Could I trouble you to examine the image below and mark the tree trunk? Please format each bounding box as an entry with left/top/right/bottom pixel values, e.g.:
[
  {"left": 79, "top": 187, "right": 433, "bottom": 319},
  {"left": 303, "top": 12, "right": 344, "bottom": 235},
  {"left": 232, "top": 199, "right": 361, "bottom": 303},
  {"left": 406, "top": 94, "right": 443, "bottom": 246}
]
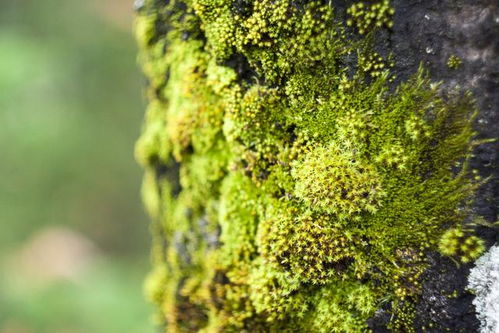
[{"left": 134, "top": 0, "right": 498, "bottom": 331}]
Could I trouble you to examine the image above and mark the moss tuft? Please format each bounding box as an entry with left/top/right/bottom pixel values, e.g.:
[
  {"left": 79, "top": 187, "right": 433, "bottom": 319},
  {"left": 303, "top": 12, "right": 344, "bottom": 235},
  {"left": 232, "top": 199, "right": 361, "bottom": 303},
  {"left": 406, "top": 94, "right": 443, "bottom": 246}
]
[
  {"left": 447, "top": 54, "right": 462, "bottom": 69},
  {"left": 291, "top": 144, "right": 384, "bottom": 217},
  {"left": 439, "top": 227, "right": 485, "bottom": 263},
  {"left": 347, "top": 0, "right": 394, "bottom": 34}
]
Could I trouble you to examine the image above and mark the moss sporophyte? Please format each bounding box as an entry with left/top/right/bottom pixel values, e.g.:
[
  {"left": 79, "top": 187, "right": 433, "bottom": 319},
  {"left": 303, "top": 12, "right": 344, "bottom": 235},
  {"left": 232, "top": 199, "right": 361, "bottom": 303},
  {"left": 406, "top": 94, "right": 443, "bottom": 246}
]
[{"left": 135, "top": 0, "right": 489, "bottom": 331}]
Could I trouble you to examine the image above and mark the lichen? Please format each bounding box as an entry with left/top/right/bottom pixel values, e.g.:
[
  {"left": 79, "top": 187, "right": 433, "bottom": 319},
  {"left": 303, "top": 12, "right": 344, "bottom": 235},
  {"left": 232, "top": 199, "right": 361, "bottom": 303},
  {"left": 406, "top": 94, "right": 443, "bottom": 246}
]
[
  {"left": 468, "top": 245, "right": 499, "bottom": 333},
  {"left": 135, "top": 0, "right": 488, "bottom": 331}
]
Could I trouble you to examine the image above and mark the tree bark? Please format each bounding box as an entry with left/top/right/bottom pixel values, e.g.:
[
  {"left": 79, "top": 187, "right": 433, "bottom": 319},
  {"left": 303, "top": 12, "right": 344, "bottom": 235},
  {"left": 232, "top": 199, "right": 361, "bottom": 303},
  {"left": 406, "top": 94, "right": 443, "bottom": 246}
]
[{"left": 135, "top": 0, "right": 498, "bottom": 331}]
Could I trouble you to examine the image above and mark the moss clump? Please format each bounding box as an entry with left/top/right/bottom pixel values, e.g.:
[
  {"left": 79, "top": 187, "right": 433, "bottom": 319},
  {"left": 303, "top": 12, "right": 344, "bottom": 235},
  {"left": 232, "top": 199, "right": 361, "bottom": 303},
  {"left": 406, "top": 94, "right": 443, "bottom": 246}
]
[
  {"left": 291, "top": 143, "right": 384, "bottom": 217},
  {"left": 306, "top": 281, "right": 377, "bottom": 332},
  {"left": 447, "top": 54, "right": 462, "bottom": 69},
  {"left": 439, "top": 228, "right": 485, "bottom": 263},
  {"left": 259, "top": 206, "right": 357, "bottom": 284},
  {"left": 135, "top": 0, "right": 488, "bottom": 331},
  {"left": 347, "top": 0, "right": 394, "bottom": 34},
  {"left": 194, "top": 0, "right": 340, "bottom": 84},
  {"left": 358, "top": 51, "right": 393, "bottom": 78}
]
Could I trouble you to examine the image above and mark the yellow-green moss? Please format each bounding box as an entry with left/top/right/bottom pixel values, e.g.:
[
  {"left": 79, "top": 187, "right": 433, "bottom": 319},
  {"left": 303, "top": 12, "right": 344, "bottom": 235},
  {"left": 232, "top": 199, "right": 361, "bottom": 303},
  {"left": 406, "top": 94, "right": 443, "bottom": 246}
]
[
  {"left": 135, "top": 0, "right": 487, "bottom": 331},
  {"left": 291, "top": 143, "right": 385, "bottom": 217},
  {"left": 447, "top": 54, "right": 462, "bottom": 69},
  {"left": 438, "top": 227, "right": 485, "bottom": 263},
  {"left": 347, "top": 0, "right": 394, "bottom": 34}
]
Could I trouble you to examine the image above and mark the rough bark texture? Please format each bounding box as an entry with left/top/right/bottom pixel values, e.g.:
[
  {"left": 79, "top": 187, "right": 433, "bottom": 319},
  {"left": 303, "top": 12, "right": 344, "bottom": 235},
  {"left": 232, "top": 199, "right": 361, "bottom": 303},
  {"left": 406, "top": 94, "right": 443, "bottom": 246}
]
[
  {"left": 135, "top": 0, "right": 498, "bottom": 331},
  {"left": 366, "top": 1, "right": 499, "bottom": 331}
]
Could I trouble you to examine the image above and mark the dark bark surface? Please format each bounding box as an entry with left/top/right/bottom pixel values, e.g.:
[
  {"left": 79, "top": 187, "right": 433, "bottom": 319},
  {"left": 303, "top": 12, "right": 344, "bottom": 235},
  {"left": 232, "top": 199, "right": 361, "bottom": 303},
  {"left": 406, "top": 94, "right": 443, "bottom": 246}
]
[{"left": 371, "top": 1, "right": 498, "bottom": 331}]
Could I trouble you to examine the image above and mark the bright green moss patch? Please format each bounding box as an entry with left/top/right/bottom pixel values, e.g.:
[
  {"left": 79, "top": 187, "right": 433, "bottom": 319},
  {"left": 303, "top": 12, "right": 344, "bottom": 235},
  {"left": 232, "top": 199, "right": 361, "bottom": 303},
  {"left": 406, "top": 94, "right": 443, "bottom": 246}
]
[
  {"left": 291, "top": 143, "right": 385, "bottom": 217},
  {"left": 439, "top": 227, "right": 485, "bottom": 263},
  {"left": 135, "top": 0, "right": 487, "bottom": 331},
  {"left": 306, "top": 281, "right": 377, "bottom": 332}
]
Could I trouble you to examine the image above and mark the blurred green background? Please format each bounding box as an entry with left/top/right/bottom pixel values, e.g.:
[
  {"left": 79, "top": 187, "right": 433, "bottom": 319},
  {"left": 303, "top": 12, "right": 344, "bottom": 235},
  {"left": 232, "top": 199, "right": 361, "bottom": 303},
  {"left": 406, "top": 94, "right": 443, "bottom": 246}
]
[{"left": 0, "top": 0, "right": 154, "bottom": 332}]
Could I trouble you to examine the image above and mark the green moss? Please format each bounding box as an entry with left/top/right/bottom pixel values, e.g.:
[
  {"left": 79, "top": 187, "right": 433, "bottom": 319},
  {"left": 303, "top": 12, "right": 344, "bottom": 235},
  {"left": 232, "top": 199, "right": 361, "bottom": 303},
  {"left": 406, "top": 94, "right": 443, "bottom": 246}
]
[
  {"left": 260, "top": 205, "right": 357, "bottom": 284},
  {"left": 358, "top": 51, "right": 393, "bottom": 78},
  {"left": 291, "top": 143, "right": 385, "bottom": 217},
  {"left": 447, "top": 54, "right": 462, "bottom": 69},
  {"left": 438, "top": 227, "right": 485, "bottom": 263},
  {"left": 347, "top": 0, "right": 394, "bottom": 34},
  {"left": 306, "top": 281, "right": 377, "bottom": 332},
  {"left": 135, "top": 0, "right": 488, "bottom": 331},
  {"left": 388, "top": 300, "right": 417, "bottom": 333}
]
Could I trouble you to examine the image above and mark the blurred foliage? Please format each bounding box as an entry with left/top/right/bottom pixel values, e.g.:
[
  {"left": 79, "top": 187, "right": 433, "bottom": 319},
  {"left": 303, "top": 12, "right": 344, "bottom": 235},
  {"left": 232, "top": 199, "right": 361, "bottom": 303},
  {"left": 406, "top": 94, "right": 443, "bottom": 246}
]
[
  {"left": 0, "top": 0, "right": 153, "bottom": 331},
  {"left": 1, "top": 260, "right": 153, "bottom": 333}
]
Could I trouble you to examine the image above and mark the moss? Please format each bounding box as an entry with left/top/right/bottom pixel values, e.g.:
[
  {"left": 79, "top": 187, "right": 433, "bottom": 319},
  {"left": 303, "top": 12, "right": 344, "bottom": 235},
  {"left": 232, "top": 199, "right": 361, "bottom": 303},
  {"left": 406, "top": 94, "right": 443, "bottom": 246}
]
[
  {"left": 291, "top": 143, "right": 385, "bottom": 217},
  {"left": 135, "top": 0, "right": 489, "bottom": 331},
  {"left": 306, "top": 281, "right": 377, "bottom": 332},
  {"left": 259, "top": 205, "right": 357, "bottom": 284},
  {"left": 438, "top": 227, "right": 485, "bottom": 263},
  {"left": 388, "top": 300, "right": 417, "bottom": 333},
  {"left": 447, "top": 54, "right": 462, "bottom": 69},
  {"left": 358, "top": 51, "right": 393, "bottom": 78},
  {"left": 347, "top": 0, "right": 394, "bottom": 35}
]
